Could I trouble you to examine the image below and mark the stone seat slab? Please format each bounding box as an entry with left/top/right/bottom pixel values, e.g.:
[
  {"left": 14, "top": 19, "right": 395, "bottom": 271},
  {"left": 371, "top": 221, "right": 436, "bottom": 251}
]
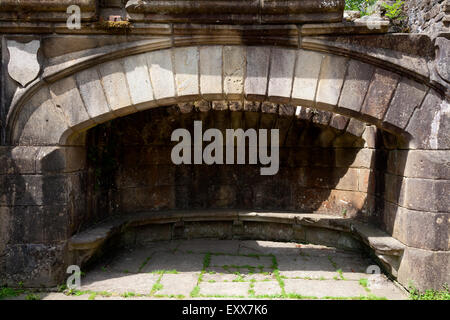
[{"left": 68, "top": 210, "right": 406, "bottom": 278}]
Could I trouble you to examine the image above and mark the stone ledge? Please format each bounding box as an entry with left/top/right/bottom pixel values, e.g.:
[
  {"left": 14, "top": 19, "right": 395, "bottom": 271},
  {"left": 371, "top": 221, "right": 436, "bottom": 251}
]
[
  {"left": 300, "top": 21, "right": 390, "bottom": 35},
  {"left": 68, "top": 210, "right": 406, "bottom": 275},
  {"left": 0, "top": 0, "right": 96, "bottom": 22},
  {"left": 0, "top": 0, "right": 96, "bottom": 11},
  {"left": 125, "top": 0, "right": 345, "bottom": 24}
]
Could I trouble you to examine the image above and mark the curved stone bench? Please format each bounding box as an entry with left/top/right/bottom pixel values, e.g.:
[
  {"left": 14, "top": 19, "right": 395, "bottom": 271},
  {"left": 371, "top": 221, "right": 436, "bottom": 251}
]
[{"left": 68, "top": 210, "right": 405, "bottom": 278}]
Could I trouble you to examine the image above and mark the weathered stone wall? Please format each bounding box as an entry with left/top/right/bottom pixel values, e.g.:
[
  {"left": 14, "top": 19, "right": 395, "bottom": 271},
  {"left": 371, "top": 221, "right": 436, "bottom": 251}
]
[
  {"left": 0, "top": 1, "right": 449, "bottom": 290},
  {"left": 405, "top": 0, "right": 449, "bottom": 36}
]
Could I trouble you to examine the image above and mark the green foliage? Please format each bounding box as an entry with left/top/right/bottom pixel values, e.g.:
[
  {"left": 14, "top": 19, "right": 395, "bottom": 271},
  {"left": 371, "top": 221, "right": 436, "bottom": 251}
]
[
  {"left": 345, "top": 0, "right": 377, "bottom": 16},
  {"left": 121, "top": 292, "right": 137, "bottom": 298},
  {"left": 409, "top": 283, "right": 450, "bottom": 300},
  {"left": 190, "top": 285, "right": 200, "bottom": 298},
  {"left": 203, "top": 253, "right": 211, "bottom": 269},
  {"left": 25, "top": 293, "right": 40, "bottom": 300},
  {"left": 0, "top": 287, "right": 23, "bottom": 300},
  {"left": 381, "top": 0, "right": 404, "bottom": 19},
  {"left": 359, "top": 278, "right": 368, "bottom": 288},
  {"left": 151, "top": 283, "right": 163, "bottom": 292}
]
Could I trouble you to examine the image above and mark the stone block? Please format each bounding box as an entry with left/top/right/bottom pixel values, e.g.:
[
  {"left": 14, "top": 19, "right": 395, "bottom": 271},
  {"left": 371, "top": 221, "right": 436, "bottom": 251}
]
[
  {"left": 316, "top": 54, "right": 348, "bottom": 110},
  {"left": 398, "top": 247, "right": 449, "bottom": 291},
  {"left": 335, "top": 168, "right": 360, "bottom": 191},
  {"left": 199, "top": 281, "right": 249, "bottom": 297},
  {"left": 199, "top": 46, "right": 223, "bottom": 99},
  {"left": 223, "top": 46, "right": 246, "bottom": 99},
  {"left": 244, "top": 46, "right": 270, "bottom": 100},
  {"left": 391, "top": 205, "right": 449, "bottom": 251},
  {"left": 119, "top": 186, "right": 175, "bottom": 212},
  {"left": 135, "top": 224, "right": 172, "bottom": 244},
  {"left": 406, "top": 90, "right": 449, "bottom": 150},
  {"left": 2, "top": 243, "right": 67, "bottom": 287},
  {"left": 346, "top": 118, "right": 366, "bottom": 137},
  {"left": 284, "top": 279, "right": 368, "bottom": 297},
  {"left": 326, "top": 189, "right": 368, "bottom": 217},
  {"left": 81, "top": 272, "right": 160, "bottom": 295},
  {"left": 329, "top": 114, "right": 349, "bottom": 131},
  {"left": 75, "top": 68, "right": 113, "bottom": 123},
  {"left": 267, "top": 48, "right": 296, "bottom": 103},
  {"left": 383, "top": 78, "right": 427, "bottom": 129},
  {"left": 35, "top": 146, "right": 86, "bottom": 173},
  {"left": 1, "top": 205, "right": 71, "bottom": 244},
  {"left": 338, "top": 59, "right": 374, "bottom": 112},
  {"left": 388, "top": 150, "right": 450, "bottom": 179},
  {"left": 123, "top": 53, "right": 155, "bottom": 107},
  {"left": 183, "top": 221, "right": 233, "bottom": 240},
  {"left": 0, "top": 146, "right": 38, "bottom": 174},
  {"left": 49, "top": 76, "right": 92, "bottom": 131},
  {"left": 0, "top": 207, "right": 11, "bottom": 254},
  {"left": 98, "top": 60, "right": 133, "bottom": 116},
  {"left": 357, "top": 168, "right": 375, "bottom": 194},
  {"left": 335, "top": 148, "right": 374, "bottom": 169},
  {"left": 384, "top": 173, "right": 403, "bottom": 204},
  {"left": 14, "top": 86, "right": 71, "bottom": 146},
  {"left": 361, "top": 125, "right": 377, "bottom": 148},
  {"left": 0, "top": 174, "right": 71, "bottom": 206},
  {"left": 253, "top": 281, "right": 282, "bottom": 296},
  {"left": 173, "top": 47, "right": 200, "bottom": 99},
  {"left": 361, "top": 68, "right": 400, "bottom": 120},
  {"left": 292, "top": 49, "right": 323, "bottom": 107},
  {"left": 242, "top": 222, "right": 293, "bottom": 242},
  {"left": 398, "top": 177, "right": 450, "bottom": 213},
  {"left": 146, "top": 49, "right": 176, "bottom": 102}
]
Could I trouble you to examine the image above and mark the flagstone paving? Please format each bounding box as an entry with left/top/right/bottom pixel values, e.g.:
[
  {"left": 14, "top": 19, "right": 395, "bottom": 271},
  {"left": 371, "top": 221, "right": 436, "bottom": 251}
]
[{"left": 4, "top": 240, "right": 409, "bottom": 300}]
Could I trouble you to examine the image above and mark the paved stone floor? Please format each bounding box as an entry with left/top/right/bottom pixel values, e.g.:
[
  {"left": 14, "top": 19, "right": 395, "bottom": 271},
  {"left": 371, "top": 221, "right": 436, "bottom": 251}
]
[{"left": 10, "top": 240, "right": 409, "bottom": 300}]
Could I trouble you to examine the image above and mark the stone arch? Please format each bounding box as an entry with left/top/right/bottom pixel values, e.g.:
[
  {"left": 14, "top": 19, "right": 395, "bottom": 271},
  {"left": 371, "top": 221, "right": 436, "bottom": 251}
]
[
  {"left": 8, "top": 45, "right": 447, "bottom": 149},
  {"left": 3, "top": 44, "right": 449, "bottom": 290}
]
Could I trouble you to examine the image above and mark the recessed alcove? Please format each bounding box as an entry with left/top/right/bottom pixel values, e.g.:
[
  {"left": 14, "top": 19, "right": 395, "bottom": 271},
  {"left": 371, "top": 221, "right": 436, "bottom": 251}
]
[{"left": 65, "top": 102, "right": 405, "bottom": 281}]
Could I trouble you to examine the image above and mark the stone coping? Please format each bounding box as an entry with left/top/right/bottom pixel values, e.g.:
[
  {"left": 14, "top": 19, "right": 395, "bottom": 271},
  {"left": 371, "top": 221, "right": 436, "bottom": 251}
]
[
  {"left": 69, "top": 210, "right": 406, "bottom": 258},
  {"left": 125, "top": 0, "right": 345, "bottom": 24},
  {"left": 0, "top": 0, "right": 96, "bottom": 11},
  {"left": 0, "top": 0, "right": 97, "bottom": 22}
]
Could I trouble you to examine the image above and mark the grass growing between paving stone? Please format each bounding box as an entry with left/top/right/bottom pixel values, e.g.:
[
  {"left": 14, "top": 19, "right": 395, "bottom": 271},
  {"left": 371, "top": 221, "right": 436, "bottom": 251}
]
[
  {"left": 232, "top": 272, "right": 245, "bottom": 282},
  {"left": 0, "top": 286, "right": 24, "bottom": 300},
  {"left": 64, "top": 288, "right": 113, "bottom": 300},
  {"left": 359, "top": 278, "right": 371, "bottom": 293},
  {"left": 154, "top": 294, "right": 186, "bottom": 299},
  {"left": 149, "top": 269, "right": 171, "bottom": 296},
  {"left": 190, "top": 252, "right": 211, "bottom": 298},
  {"left": 271, "top": 254, "right": 287, "bottom": 297},
  {"left": 71, "top": 248, "right": 391, "bottom": 301},
  {"left": 409, "top": 283, "right": 450, "bottom": 300},
  {"left": 25, "top": 293, "right": 40, "bottom": 300},
  {"left": 191, "top": 251, "right": 278, "bottom": 299},
  {"left": 138, "top": 256, "right": 152, "bottom": 272},
  {"left": 248, "top": 279, "right": 256, "bottom": 297},
  {"left": 121, "top": 292, "right": 145, "bottom": 298},
  {"left": 328, "top": 256, "right": 346, "bottom": 280}
]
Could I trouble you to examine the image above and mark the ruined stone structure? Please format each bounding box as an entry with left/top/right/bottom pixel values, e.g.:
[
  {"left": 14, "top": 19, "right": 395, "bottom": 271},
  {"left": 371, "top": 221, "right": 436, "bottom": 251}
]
[
  {"left": 405, "top": 0, "right": 449, "bottom": 36},
  {"left": 0, "top": 0, "right": 449, "bottom": 292}
]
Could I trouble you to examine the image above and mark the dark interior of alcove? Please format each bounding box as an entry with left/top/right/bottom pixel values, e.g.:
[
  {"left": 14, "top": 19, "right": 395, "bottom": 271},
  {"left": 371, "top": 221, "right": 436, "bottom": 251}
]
[{"left": 83, "top": 104, "right": 382, "bottom": 228}]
